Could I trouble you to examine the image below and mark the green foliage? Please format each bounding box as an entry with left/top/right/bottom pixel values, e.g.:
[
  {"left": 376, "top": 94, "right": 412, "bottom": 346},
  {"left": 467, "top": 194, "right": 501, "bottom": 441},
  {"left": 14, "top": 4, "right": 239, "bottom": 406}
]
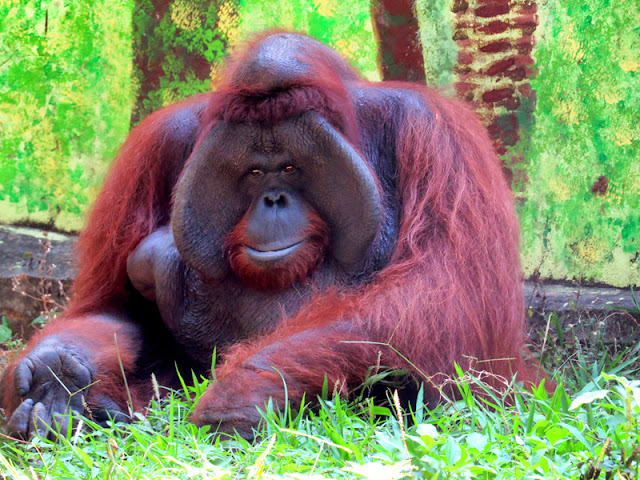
[
  {"left": 0, "top": 316, "right": 11, "bottom": 343},
  {"left": 130, "top": 0, "right": 379, "bottom": 122},
  {"left": 2, "top": 365, "right": 640, "bottom": 479},
  {"left": 414, "top": 0, "right": 457, "bottom": 87},
  {"left": 5, "top": 0, "right": 637, "bottom": 287},
  {"left": 237, "top": 0, "right": 379, "bottom": 81},
  {"left": 0, "top": 0, "right": 134, "bottom": 231},
  {"left": 518, "top": 0, "right": 640, "bottom": 286},
  {"left": 131, "top": 0, "right": 233, "bottom": 123}
]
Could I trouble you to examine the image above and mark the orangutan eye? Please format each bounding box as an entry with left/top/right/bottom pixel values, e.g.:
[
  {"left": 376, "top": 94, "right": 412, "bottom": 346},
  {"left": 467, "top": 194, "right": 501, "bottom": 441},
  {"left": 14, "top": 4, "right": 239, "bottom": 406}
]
[
  {"left": 249, "top": 169, "right": 264, "bottom": 177},
  {"left": 283, "top": 165, "right": 297, "bottom": 174}
]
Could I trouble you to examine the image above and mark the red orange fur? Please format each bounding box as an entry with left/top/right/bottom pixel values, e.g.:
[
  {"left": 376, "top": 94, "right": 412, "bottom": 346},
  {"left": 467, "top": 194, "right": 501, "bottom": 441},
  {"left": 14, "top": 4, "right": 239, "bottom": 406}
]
[
  {"left": 1, "top": 32, "right": 546, "bottom": 432},
  {"left": 226, "top": 209, "right": 330, "bottom": 291}
]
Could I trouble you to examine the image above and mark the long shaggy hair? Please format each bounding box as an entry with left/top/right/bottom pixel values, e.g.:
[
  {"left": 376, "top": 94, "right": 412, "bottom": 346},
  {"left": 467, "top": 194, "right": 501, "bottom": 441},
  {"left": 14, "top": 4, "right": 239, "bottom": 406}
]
[
  {"left": 2, "top": 31, "right": 547, "bottom": 425},
  {"left": 70, "top": 31, "right": 539, "bottom": 392}
]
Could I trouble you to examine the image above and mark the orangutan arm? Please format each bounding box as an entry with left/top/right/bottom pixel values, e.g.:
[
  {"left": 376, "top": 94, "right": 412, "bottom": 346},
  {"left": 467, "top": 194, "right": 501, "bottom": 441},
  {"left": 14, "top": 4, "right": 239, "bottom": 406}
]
[{"left": 1, "top": 315, "right": 142, "bottom": 439}]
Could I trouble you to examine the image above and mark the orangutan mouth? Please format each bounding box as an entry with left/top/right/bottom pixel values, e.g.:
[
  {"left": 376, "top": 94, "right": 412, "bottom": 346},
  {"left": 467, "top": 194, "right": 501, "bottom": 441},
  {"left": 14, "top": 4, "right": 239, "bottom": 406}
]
[{"left": 245, "top": 240, "right": 305, "bottom": 263}]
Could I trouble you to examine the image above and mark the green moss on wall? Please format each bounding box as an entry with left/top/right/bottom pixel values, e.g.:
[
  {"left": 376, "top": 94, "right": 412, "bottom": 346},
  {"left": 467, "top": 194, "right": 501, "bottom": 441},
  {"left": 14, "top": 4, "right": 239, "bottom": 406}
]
[
  {"left": 2, "top": 0, "right": 638, "bottom": 287},
  {"left": 0, "top": 0, "right": 376, "bottom": 232},
  {"left": 518, "top": 0, "right": 640, "bottom": 286},
  {"left": 414, "top": 0, "right": 457, "bottom": 87},
  {"left": 0, "top": 0, "right": 134, "bottom": 231},
  {"left": 131, "top": 0, "right": 233, "bottom": 125},
  {"left": 236, "top": 0, "right": 379, "bottom": 80}
]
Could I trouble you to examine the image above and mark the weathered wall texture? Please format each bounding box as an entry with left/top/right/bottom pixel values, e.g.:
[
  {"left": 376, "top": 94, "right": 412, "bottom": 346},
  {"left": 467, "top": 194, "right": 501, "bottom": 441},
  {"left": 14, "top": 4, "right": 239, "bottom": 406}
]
[
  {"left": 451, "top": 0, "right": 537, "bottom": 160},
  {"left": 517, "top": 0, "right": 640, "bottom": 287},
  {"left": 415, "top": 0, "right": 640, "bottom": 287},
  {"left": 1, "top": 0, "right": 639, "bottom": 286},
  {"left": 0, "top": 0, "right": 133, "bottom": 231}
]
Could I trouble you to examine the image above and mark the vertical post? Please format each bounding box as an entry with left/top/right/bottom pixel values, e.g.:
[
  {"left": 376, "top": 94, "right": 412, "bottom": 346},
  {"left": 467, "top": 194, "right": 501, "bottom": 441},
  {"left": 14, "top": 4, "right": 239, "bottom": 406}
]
[
  {"left": 452, "top": 0, "right": 538, "bottom": 179},
  {"left": 131, "top": 0, "right": 237, "bottom": 126},
  {"left": 371, "top": 0, "right": 426, "bottom": 82}
]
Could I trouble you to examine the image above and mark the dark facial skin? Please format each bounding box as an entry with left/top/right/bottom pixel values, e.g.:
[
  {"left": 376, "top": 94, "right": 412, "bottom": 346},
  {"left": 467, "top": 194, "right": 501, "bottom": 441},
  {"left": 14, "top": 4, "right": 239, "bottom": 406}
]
[
  {"left": 170, "top": 112, "right": 383, "bottom": 281},
  {"left": 127, "top": 113, "right": 384, "bottom": 367},
  {"left": 243, "top": 188, "right": 310, "bottom": 262}
]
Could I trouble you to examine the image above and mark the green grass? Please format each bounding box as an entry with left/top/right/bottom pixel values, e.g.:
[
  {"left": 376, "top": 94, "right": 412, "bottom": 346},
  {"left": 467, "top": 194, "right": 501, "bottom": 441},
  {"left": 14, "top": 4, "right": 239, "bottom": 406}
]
[
  {"left": 1, "top": 352, "right": 640, "bottom": 480},
  {"left": 2, "top": 300, "right": 639, "bottom": 479}
]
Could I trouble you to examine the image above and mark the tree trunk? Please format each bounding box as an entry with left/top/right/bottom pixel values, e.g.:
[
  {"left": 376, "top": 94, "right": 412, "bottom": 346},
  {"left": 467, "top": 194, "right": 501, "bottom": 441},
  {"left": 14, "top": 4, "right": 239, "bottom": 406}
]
[
  {"left": 370, "top": 0, "right": 425, "bottom": 82},
  {"left": 451, "top": 0, "right": 538, "bottom": 164},
  {"left": 131, "top": 0, "right": 237, "bottom": 125}
]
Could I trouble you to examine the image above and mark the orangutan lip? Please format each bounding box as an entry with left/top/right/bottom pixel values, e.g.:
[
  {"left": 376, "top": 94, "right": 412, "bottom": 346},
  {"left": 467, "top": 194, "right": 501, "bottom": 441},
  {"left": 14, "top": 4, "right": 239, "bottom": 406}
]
[{"left": 245, "top": 241, "right": 304, "bottom": 262}]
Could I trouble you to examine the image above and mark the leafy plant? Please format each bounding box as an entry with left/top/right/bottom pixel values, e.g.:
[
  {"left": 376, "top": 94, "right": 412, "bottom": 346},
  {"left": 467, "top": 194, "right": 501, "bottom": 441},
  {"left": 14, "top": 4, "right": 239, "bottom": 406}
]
[
  {"left": 0, "top": 316, "right": 11, "bottom": 343},
  {"left": 2, "top": 360, "right": 640, "bottom": 479}
]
